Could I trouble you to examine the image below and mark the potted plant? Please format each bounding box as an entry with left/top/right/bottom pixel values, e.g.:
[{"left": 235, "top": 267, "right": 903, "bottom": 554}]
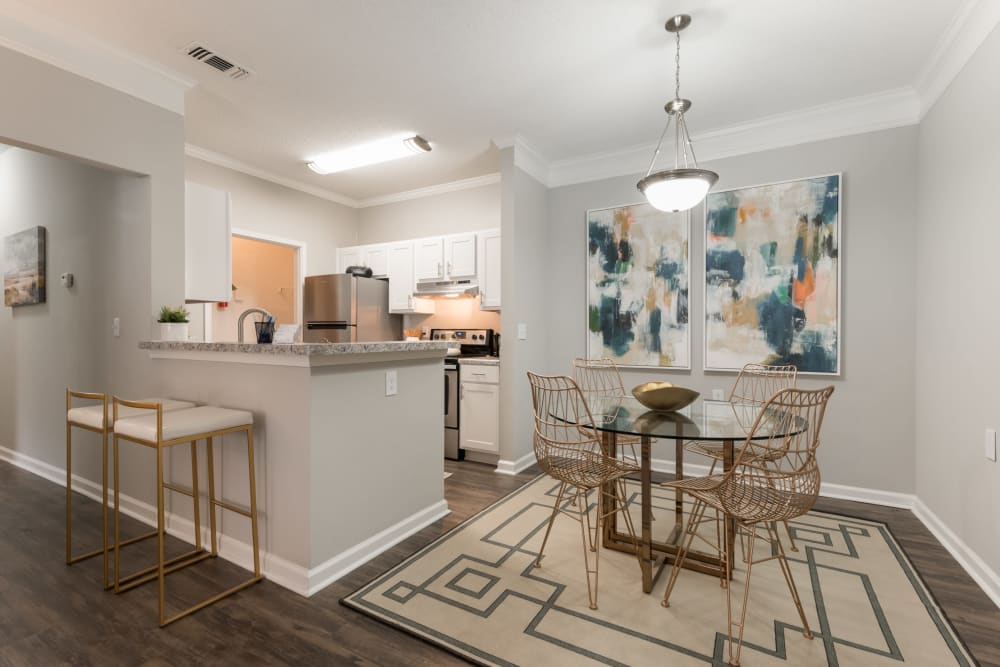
[{"left": 157, "top": 305, "right": 190, "bottom": 341}]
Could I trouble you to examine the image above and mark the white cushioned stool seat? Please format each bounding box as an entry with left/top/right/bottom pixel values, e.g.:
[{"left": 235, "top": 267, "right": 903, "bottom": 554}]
[
  {"left": 115, "top": 406, "right": 253, "bottom": 443},
  {"left": 68, "top": 398, "right": 196, "bottom": 430}
]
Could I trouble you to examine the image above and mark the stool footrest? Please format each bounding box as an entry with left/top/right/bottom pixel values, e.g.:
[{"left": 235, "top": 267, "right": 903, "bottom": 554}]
[
  {"left": 162, "top": 482, "right": 194, "bottom": 497},
  {"left": 211, "top": 498, "right": 252, "bottom": 518},
  {"left": 69, "top": 529, "right": 157, "bottom": 566},
  {"left": 160, "top": 575, "right": 263, "bottom": 628},
  {"left": 115, "top": 548, "right": 212, "bottom": 593}
]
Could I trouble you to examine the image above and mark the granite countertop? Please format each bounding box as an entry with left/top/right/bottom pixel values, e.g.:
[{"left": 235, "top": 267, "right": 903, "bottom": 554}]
[
  {"left": 139, "top": 340, "right": 451, "bottom": 356},
  {"left": 458, "top": 357, "right": 500, "bottom": 366}
]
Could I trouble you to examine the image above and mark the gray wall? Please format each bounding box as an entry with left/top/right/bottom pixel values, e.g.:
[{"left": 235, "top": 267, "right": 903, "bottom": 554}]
[
  {"left": 546, "top": 126, "right": 919, "bottom": 493},
  {"left": 185, "top": 156, "right": 359, "bottom": 277},
  {"left": 356, "top": 182, "right": 500, "bottom": 244},
  {"left": 915, "top": 26, "right": 1000, "bottom": 570},
  {"left": 0, "top": 45, "right": 185, "bottom": 505},
  {"left": 499, "top": 154, "right": 552, "bottom": 465}
]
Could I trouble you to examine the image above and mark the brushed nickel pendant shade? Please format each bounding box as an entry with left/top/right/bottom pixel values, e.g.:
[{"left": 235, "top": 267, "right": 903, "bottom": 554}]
[{"left": 637, "top": 14, "right": 718, "bottom": 213}]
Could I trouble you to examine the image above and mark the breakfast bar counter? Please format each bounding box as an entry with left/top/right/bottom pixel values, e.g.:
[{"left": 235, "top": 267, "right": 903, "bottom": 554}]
[{"left": 138, "top": 339, "right": 450, "bottom": 596}]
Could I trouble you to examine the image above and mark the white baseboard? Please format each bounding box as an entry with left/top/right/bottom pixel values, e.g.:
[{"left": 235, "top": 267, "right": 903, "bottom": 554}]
[
  {"left": 913, "top": 498, "right": 1000, "bottom": 610},
  {"left": 305, "top": 500, "right": 450, "bottom": 596},
  {"left": 496, "top": 451, "right": 537, "bottom": 475},
  {"left": 818, "top": 481, "right": 916, "bottom": 509}
]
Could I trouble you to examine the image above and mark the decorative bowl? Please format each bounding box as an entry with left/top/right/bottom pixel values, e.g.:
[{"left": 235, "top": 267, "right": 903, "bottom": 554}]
[{"left": 631, "top": 382, "right": 700, "bottom": 412}]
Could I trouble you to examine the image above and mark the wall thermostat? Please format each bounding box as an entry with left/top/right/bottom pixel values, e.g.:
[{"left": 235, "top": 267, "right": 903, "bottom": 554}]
[{"left": 60, "top": 272, "right": 74, "bottom": 288}]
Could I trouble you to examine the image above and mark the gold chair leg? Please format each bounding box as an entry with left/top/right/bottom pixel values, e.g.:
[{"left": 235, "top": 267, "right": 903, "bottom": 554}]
[
  {"left": 767, "top": 523, "right": 812, "bottom": 638},
  {"left": 661, "top": 498, "right": 707, "bottom": 608},
  {"left": 783, "top": 519, "right": 799, "bottom": 552},
  {"left": 578, "top": 487, "right": 600, "bottom": 610},
  {"left": 726, "top": 523, "right": 758, "bottom": 667},
  {"left": 535, "top": 481, "right": 567, "bottom": 568}
]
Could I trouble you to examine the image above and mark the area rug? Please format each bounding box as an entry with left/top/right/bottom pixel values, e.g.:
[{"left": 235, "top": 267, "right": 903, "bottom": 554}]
[{"left": 343, "top": 476, "right": 974, "bottom": 666}]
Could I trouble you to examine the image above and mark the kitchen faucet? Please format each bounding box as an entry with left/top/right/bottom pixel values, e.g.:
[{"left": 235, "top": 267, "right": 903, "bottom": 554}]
[{"left": 237, "top": 307, "right": 272, "bottom": 343}]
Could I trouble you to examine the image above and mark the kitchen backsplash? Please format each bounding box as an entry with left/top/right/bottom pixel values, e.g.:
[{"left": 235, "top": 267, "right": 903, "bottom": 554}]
[{"left": 403, "top": 297, "right": 500, "bottom": 335}]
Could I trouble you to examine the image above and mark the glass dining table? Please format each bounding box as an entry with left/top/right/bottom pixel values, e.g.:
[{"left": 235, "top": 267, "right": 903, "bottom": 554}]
[{"left": 577, "top": 396, "right": 799, "bottom": 594}]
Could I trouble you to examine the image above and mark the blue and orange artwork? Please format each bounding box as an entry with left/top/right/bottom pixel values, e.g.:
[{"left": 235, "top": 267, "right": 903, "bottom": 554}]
[
  {"left": 705, "top": 174, "right": 840, "bottom": 374},
  {"left": 587, "top": 203, "right": 689, "bottom": 368}
]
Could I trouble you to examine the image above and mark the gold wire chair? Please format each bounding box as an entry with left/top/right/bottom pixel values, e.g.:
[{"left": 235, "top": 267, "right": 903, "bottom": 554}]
[
  {"left": 684, "top": 363, "right": 799, "bottom": 548},
  {"left": 572, "top": 357, "right": 642, "bottom": 466},
  {"left": 661, "top": 385, "right": 834, "bottom": 667},
  {"left": 527, "top": 372, "right": 642, "bottom": 610}
]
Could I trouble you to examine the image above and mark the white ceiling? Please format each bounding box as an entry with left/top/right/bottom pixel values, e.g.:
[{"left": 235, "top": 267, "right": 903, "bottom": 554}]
[{"left": 5, "top": 0, "right": 974, "bottom": 201}]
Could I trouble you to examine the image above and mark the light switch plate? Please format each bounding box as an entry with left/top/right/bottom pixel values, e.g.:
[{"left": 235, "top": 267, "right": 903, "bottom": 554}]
[
  {"left": 385, "top": 370, "right": 398, "bottom": 396},
  {"left": 517, "top": 323, "right": 528, "bottom": 340},
  {"left": 986, "top": 429, "right": 997, "bottom": 462},
  {"left": 112, "top": 317, "right": 120, "bottom": 338},
  {"left": 711, "top": 389, "right": 725, "bottom": 401}
]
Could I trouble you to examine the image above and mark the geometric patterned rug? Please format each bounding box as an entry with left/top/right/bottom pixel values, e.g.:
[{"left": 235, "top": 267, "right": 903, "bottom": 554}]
[{"left": 343, "top": 476, "right": 974, "bottom": 666}]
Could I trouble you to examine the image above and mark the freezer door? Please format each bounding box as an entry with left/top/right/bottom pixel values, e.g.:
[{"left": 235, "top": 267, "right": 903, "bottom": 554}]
[
  {"left": 355, "top": 277, "right": 402, "bottom": 341},
  {"left": 303, "top": 274, "right": 356, "bottom": 324}
]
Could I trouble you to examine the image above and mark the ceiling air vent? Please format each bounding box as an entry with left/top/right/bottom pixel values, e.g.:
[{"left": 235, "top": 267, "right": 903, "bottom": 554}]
[{"left": 183, "top": 43, "right": 253, "bottom": 80}]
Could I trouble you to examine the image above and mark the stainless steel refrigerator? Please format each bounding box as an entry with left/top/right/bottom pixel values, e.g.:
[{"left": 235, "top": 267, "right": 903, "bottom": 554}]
[{"left": 303, "top": 274, "right": 402, "bottom": 343}]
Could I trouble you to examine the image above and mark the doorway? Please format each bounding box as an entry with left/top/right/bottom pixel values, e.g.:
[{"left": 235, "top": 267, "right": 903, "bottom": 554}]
[{"left": 208, "top": 230, "right": 306, "bottom": 342}]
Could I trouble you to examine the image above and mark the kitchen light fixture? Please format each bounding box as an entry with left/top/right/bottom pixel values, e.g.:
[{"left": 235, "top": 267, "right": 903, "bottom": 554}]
[
  {"left": 637, "top": 14, "right": 718, "bottom": 212},
  {"left": 307, "top": 134, "right": 431, "bottom": 175}
]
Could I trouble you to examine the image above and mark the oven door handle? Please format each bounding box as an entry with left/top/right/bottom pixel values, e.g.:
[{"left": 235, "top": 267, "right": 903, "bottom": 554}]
[{"left": 444, "top": 373, "right": 449, "bottom": 416}]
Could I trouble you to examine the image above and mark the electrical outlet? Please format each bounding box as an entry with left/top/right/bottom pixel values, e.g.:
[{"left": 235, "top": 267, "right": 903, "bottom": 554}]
[
  {"left": 385, "top": 370, "right": 398, "bottom": 396},
  {"left": 711, "top": 388, "right": 725, "bottom": 401},
  {"left": 517, "top": 323, "right": 528, "bottom": 340},
  {"left": 112, "top": 317, "right": 120, "bottom": 338},
  {"left": 986, "top": 429, "right": 997, "bottom": 462}
]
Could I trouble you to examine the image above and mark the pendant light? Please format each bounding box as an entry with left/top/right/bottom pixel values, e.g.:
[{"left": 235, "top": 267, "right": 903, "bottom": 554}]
[{"left": 637, "top": 14, "right": 718, "bottom": 212}]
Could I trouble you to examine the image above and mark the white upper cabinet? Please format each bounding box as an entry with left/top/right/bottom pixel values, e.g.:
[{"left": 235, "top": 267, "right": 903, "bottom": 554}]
[
  {"left": 414, "top": 237, "right": 445, "bottom": 282},
  {"left": 478, "top": 229, "right": 501, "bottom": 310},
  {"left": 387, "top": 241, "right": 434, "bottom": 314},
  {"left": 336, "top": 246, "right": 363, "bottom": 273},
  {"left": 363, "top": 244, "right": 388, "bottom": 277},
  {"left": 445, "top": 233, "right": 477, "bottom": 280},
  {"left": 184, "top": 181, "right": 232, "bottom": 303}
]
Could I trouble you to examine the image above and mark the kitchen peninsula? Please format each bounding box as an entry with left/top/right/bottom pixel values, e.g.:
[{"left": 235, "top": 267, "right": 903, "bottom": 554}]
[{"left": 138, "top": 339, "right": 450, "bottom": 596}]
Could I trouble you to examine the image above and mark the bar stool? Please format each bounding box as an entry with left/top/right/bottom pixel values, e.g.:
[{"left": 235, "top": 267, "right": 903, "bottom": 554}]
[
  {"left": 65, "top": 389, "right": 194, "bottom": 588},
  {"left": 111, "top": 398, "right": 263, "bottom": 627}
]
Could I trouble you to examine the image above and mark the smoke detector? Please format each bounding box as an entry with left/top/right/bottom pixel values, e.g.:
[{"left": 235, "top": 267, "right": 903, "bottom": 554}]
[{"left": 182, "top": 43, "right": 253, "bottom": 80}]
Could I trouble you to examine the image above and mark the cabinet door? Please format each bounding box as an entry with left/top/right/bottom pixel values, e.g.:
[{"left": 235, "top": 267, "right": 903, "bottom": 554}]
[
  {"left": 185, "top": 181, "right": 231, "bottom": 302},
  {"left": 478, "top": 230, "right": 501, "bottom": 310},
  {"left": 337, "top": 246, "right": 363, "bottom": 273},
  {"left": 414, "top": 237, "right": 445, "bottom": 282},
  {"left": 364, "top": 244, "right": 388, "bottom": 277},
  {"left": 387, "top": 242, "right": 434, "bottom": 314},
  {"left": 460, "top": 381, "right": 500, "bottom": 453},
  {"left": 446, "top": 233, "right": 477, "bottom": 279}
]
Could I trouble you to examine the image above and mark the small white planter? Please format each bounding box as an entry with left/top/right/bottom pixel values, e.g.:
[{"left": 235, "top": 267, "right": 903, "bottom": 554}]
[{"left": 158, "top": 322, "right": 189, "bottom": 341}]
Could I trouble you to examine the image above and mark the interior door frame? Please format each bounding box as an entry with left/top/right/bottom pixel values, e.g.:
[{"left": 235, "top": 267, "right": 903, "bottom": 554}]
[{"left": 203, "top": 228, "right": 308, "bottom": 342}]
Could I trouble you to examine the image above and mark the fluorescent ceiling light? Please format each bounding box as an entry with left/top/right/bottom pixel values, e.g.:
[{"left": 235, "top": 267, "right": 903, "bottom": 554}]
[{"left": 307, "top": 134, "right": 431, "bottom": 175}]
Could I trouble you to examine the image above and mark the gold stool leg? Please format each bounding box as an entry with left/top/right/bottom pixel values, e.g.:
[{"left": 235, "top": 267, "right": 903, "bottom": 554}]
[
  {"left": 246, "top": 427, "right": 261, "bottom": 577},
  {"left": 206, "top": 436, "right": 218, "bottom": 556},
  {"left": 102, "top": 427, "right": 110, "bottom": 588},
  {"left": 65, "top": 418, "right": 72, "bottom": 565},
  {"left": 157, "top": 444, "right": 167, "bottom": 626},
  {"left": 190, "top": 440, "right": 202, "bottom": 551},
  {"left": 113, "top": 434, "right": 121, "bottom": 592}
]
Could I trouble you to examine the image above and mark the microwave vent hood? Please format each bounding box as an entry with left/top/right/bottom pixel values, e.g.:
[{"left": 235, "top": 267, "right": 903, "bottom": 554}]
[{"left": 414, "top": 279, "right": 479, "bottom": 298}]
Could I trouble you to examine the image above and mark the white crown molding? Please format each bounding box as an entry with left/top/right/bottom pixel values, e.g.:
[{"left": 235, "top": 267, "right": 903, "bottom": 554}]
[
  {"left": 0, "top": 1, "right": 193, "bottom": 115},
  {"left": 914, "top": 0, "right": 1000, "bottom": 117},
  {"left": 493, "top": 134, "right": 552, "bottom": 187},
  {"left": 185, "top": 144, "right": 360, "bottom": 208},
  {"left": 547, "top": 87, "right": 921, "bottom": 188},
  {"left": 357, "top": 173, "right": 501, "bottom": 208}
]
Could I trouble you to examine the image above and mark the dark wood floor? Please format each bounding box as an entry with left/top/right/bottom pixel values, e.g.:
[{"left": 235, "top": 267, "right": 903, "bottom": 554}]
[{"left": 1, "top": 458, "right": 997, "bottom": 666}]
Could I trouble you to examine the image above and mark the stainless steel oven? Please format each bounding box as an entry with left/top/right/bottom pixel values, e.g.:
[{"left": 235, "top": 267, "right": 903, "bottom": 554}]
[{"left": 435, "top": 328, "right": 495, "bottom": 461}]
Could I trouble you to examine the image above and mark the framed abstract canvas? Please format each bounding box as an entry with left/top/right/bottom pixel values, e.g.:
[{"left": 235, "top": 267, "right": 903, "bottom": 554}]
[
  {"left": 704, "top": 174, "right": 841, "bottom": 375},
  {"left": 4, "top": 226, "right": 47, "bottom": 307},
  {"left": 586, "top": 202, "right": 690, "bottom": 369}
]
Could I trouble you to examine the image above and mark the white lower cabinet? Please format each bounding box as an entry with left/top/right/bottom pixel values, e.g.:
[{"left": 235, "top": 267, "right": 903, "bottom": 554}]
[{"left": 460, "top": 365, "right": 499, "bottom": 454}]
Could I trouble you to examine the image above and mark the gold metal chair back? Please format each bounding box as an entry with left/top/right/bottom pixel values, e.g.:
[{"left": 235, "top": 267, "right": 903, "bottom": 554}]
[
  {"left": 720, "top": 385, "right": 834, "bottom": 523},
  {"left": 572, "top": 357, "right": 628, "bottom": 402},
  {"left": 527, "top": 372, "right": 619, "bottom": 489},
  {"left": 728, "top": 363, "right": 798, "bottom": 405}
]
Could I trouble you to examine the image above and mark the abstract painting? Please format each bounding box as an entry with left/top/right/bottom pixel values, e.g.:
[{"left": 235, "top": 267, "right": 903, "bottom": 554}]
[
  {"left": 587, "top": 203, "right": 689, "bottom": 368},
  {"left": 4, "top": 226, "right": 46, "bottom": 307},
  {"left": 705, "top": 174, "right": 840, "bottom": 374}
]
